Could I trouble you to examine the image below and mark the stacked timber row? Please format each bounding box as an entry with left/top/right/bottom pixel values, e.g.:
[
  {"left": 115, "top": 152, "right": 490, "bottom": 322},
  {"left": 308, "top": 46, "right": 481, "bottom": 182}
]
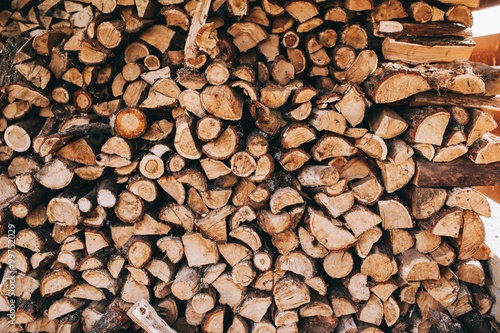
[{"left": 0, "top": 0, "right": 500, "bottom": 332}]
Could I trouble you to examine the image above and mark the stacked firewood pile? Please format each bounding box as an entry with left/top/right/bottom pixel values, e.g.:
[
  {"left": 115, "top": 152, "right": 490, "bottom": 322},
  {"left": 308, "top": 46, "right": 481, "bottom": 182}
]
[{"left": 1, "top": 0, "right": 500, "bottom": 332}]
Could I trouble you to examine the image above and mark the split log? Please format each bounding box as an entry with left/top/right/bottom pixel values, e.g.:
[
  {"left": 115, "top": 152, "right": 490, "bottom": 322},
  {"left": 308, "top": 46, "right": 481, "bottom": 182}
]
[
  {"left": 273, "top": 275, "right": 311, "bottom": 312},
  {"left": 364, "top": 63, "right": 430, "bottom": 103},
  {"left": 469, "top": 133, "right": 500, "bottom": 164},
  {"left": 446, "top": 187, "right": 490, "bottom": 217},
  {"left": 89, "top": 305, "right": 130, "bottom": 333},
  {"left": 398, "top": 248, "right": 440, "bottom": 281},
  {"left": 127, "top": 299, "right": 177, "bottom": 333},
  {"left": 376, "top": 157, "right": 415, "bottom": 193},
  {"left": 418, "top": 207, "right": 463, "bottom": 238}
]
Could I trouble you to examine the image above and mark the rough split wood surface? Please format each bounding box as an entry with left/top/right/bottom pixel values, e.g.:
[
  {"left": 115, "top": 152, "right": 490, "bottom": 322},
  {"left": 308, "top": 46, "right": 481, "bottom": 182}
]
[{"left": 0, "top": 0, "right": 499, "bottom": 332}]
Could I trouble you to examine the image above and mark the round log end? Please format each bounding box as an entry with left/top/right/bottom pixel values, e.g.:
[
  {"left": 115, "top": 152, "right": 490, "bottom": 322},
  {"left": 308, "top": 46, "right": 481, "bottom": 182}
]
[{"left": 115, "top": 107, "right": 148, "bottom": 139}]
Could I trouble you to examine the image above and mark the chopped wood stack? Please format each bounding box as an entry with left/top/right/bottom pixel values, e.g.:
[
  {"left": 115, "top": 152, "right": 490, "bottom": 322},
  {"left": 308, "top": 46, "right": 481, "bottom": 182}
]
[{"left": 0, "top": 0, "right": 500, "bottom": 332}]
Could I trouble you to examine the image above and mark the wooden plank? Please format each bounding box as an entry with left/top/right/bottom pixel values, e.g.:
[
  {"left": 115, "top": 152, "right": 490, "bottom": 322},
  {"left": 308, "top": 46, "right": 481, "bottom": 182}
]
[
  {"left": 469, "top": 34, "right": 500, "bottom": 66},
  {"left": 476, "top": 0, "right": 500, "bottom": 10},
  {"left": 438, "top": 0, "right": 480, "bottom": 8},
  {"left": 475, "top": 186, "right": 500, "bottom": 204},
  {"left": 381, "top": 37, "right": 475, "bottom": 65},
  {"left": 413, "top": 157, "right": 500, "bottom": 187}
]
